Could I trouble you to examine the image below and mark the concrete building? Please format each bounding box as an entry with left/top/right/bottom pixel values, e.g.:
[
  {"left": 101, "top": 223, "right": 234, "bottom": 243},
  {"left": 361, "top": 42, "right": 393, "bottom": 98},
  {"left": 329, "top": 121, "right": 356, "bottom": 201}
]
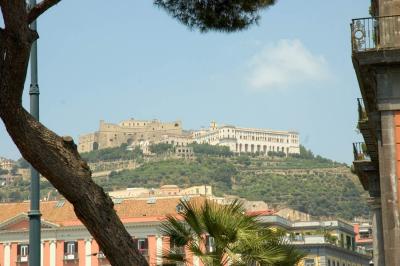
[
  {"left": 258, "top": 216, "right": 371, "bottom": 266},
  {"left": 0, "top": 158, "right": 15, "bottom": 172},
  {"left": 0, "top": 199, "right": 370, "bottom": 266},
  {"left": 351, "top": 0, "right": 400, "bottom": 265},
  {"left": 157, "top": 134, "right": 194, "bottom": 147},
  {"left": 108, "top": 185, "right": 213, "bottom": 199},
  {"left": 353, "top": 221, "right": 373, "bottom": 257},
  {"left": 275, "top": 207, "right": 313, "bottom": 222},
  {"left": 0, "top": 198, "right": 195, "bottom": 266},
  {"left": 78, "top": 119, "right": 183, "bottom": 153},
  {"left": 175, "top": 146, "right": 194, "bottom": 160},
  {"left": 193, "top": 121, "right": 300, "bottom": 155}
]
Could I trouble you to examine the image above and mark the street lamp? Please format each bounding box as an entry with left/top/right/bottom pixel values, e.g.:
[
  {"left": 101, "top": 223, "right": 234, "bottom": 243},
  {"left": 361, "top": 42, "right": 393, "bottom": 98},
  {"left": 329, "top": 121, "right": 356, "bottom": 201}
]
[{"left": 28, "top": 0, "right": 42, "bottom": 265}]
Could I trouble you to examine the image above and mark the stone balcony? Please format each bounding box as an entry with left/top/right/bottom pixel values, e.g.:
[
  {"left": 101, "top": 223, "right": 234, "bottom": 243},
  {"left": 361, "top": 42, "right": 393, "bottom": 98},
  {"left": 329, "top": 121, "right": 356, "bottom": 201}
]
[
  {"left": 352, "top": 142, "right": 380, "bottom": 198},
  {"left": 351, "top": 15, "right": 400, "bottom": 118},
  {"left": 352, "top": 15, "right": 400, "bottom": 52}
]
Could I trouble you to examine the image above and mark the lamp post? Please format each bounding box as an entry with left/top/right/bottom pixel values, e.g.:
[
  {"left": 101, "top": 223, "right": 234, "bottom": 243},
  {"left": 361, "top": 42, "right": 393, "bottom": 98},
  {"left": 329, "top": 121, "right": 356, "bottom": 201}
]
[{"left": 28, "top": 0, "right": 42, "bottom": 265}]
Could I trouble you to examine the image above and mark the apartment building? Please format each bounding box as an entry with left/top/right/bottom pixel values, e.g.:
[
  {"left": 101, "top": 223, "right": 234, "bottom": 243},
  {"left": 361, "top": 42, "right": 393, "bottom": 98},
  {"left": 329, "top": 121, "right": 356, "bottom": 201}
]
[
  {"left": 193, "top": 121, "right": 300, "bottom": 155},
  {"left": 0, "top": 198, "right": 188, "bottom": 266},
  {"left": 0, "top": 158, "right": 15, "bottom": 172},
  {"left": 260, "top": 216, "right": 371, "bottom": 266}
]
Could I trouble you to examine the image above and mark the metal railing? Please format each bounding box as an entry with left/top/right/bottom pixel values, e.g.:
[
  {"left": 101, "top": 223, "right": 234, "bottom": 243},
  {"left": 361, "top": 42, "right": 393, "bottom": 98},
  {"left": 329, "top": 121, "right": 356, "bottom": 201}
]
[
  {"left": 357, "top": 98, "right": 367, "bottom": 121},
  {"left": 16, "top": 255, "right": 29, "bottom": 263},
  {"left": 353, "top": 142, "right": 370, "bottom": 161},
  {"left": 351, "top": 15, "right": 400, "bottom": 52},
  {"left": 63, "top": 253, "right": 78, "bottom": 261}
]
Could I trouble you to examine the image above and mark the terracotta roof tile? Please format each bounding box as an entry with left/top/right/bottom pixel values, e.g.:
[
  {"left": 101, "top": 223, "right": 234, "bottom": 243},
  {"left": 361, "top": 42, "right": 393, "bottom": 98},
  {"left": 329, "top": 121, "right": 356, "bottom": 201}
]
[{"left": 0, "top": 196, "right": 205, "bottom": 227}]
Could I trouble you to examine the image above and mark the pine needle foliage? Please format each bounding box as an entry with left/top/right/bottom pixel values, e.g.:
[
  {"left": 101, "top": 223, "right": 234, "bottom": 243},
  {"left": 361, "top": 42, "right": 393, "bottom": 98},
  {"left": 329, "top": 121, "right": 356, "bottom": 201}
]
[
  {"left": 161, "top": 199, "right": 304, "bottom": 265},
  {"left": 153, "top": 0, "right": 277, "bottom": 32}
]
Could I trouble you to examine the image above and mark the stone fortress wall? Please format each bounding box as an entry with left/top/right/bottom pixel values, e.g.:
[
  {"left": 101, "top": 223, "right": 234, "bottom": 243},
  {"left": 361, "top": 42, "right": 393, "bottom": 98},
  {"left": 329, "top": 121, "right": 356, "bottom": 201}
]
[{"left": 78, "top": 119, "right": 182, "bottom": 153}]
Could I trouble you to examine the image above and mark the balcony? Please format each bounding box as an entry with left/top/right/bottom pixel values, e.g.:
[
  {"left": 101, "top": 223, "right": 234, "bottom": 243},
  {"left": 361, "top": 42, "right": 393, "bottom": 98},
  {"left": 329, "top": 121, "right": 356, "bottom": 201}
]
[
  {"left": 357, "top": 98, "right": 367, "bottom": 122},
  {"left": 353, "top": 142, "right": 369, "bottom": 161},
  {"left": 352, "top": 142, "right": 378, "bottom": 191},
  {"left": 351, "top": 15, "right": 400, "bottom": 52},
  {"left": 355, "top": 98, "right": 379, "bottom": 164},
  {"left": 16, "top": 255, "right": 28, "bottom": 263},
  {"left": 63, "top": 253, "right": 78, "bottom": 261},
  {"left": 352, "top": 16, "right": 400, "bottom": 121}
]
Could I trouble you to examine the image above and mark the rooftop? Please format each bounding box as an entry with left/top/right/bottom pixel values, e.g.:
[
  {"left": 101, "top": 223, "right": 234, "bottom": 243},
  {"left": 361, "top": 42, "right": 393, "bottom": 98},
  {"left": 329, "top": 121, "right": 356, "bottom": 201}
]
[{"left": 0, "top": 197, "right": 199, "bottom": 228}]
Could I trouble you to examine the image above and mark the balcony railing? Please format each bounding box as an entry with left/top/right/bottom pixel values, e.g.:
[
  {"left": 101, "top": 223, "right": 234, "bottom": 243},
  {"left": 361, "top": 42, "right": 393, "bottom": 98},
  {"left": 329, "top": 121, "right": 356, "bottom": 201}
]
[
  {"left": 16, "top": 255, "right": 29, "bottom": 263},
  {"left": 357, "top": 98, "right": 367, "bottom": 121},
  {"left": 353, "top": 142, "right": 370, "bottom": 161},
  {"left": 63, "top": 253, "right": 78, "bottom": 261},
  {"left": 351, "top": 15, "right": 400, "bottom": 52}
]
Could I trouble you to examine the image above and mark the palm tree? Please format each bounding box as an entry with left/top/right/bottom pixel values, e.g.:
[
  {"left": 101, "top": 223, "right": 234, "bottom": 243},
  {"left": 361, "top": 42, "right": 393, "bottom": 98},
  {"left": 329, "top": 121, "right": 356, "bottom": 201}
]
[{"left": 161, "top": 199, "right": 304, "bottom": 266}]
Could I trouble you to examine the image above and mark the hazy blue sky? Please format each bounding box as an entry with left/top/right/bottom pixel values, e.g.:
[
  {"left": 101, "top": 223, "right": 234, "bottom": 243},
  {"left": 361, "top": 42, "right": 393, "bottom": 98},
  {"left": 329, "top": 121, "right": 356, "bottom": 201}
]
[{"left": 1, "top": 1, "right": 370, "bottom": 163}]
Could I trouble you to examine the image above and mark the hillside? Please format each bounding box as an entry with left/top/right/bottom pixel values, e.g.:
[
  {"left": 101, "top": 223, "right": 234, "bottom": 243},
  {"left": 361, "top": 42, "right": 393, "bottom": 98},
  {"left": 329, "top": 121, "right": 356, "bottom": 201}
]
[
  {"left": 94, "top": 155, "right": 368, "bottom": 220},
  {"left": 0, "top": 145, "right": 369, "bottom": 220}
]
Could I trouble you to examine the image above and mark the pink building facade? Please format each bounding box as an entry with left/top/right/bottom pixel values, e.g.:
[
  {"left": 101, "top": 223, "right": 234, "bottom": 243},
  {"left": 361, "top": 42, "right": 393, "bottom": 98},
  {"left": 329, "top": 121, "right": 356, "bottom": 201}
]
[{"left": 0, "top": 198, "right": 202, "bottom": 266}]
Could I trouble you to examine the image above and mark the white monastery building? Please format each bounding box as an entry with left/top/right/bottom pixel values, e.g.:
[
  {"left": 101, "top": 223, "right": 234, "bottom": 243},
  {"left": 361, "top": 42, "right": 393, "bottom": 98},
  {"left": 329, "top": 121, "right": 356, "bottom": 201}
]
[{"left": 193, "top": 122, "right": 300, "bottom": 155}]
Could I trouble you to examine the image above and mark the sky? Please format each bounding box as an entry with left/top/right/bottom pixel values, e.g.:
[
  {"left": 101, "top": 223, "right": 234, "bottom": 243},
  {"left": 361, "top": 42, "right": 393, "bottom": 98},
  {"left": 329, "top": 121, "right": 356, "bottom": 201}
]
[{"left": 0, "top": 0, "right": 370, "bottom": 163}]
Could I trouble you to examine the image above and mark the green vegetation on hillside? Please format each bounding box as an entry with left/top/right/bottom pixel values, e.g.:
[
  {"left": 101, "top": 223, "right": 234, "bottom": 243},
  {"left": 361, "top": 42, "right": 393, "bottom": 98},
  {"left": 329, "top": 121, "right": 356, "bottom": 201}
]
[
  {"left": 95, "top": 155, "right": 368, "bottom": 220},
  {"left": 0, "top": 145, "right": 367, "bottom": 220},
  {"left": 81, "top": 144, "right": 143, "bottom": 162},
  {"left": 188, "top": 143, "right": 233, "bottom": 157},
  {"left": 149, "top": 143, "right": 174, "bottom": 155}
]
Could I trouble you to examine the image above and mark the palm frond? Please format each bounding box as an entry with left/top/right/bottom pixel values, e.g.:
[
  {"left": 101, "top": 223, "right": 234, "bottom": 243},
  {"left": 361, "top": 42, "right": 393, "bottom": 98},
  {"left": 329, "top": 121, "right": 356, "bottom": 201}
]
[{"left": 161, "top": 199, "right": 303, "bottom": 266}]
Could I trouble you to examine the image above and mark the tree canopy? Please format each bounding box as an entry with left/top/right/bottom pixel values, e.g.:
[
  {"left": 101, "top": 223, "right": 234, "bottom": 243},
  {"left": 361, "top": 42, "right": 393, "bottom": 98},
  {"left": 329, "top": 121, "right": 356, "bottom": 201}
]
[{"left": 154, "top": 0, "right": 276, "bottom": 32}]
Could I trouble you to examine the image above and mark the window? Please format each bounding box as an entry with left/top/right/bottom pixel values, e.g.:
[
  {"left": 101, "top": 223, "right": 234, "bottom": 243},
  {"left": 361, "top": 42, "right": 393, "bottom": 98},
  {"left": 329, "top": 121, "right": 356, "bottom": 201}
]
[
  {"left": 304, "top": 259, "right": 315, "bottom": 266},
  {"left": 18, "top": 244, "right": 29, "bottom": 257},
  {"left": 65, "top": 241, "right": 77, "bottom": 255},
  {"left": 137, "top": 238, "right": 148, "bottom": 251},
  {"left": 346, "top": 235, "right": 352, "bottom": 249},
  {"left": 205, "top": 235, "right": 215, "bottom": 252},
  {"left": 328, "top": 260, "right": 331, "bottom": 266}
]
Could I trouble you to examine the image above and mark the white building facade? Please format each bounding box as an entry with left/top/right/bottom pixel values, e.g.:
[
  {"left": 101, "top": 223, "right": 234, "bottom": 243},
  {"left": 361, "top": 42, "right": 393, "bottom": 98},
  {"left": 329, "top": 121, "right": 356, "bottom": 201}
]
[{"left": 193, "top": 122, "right": 300, "bottom": 155}]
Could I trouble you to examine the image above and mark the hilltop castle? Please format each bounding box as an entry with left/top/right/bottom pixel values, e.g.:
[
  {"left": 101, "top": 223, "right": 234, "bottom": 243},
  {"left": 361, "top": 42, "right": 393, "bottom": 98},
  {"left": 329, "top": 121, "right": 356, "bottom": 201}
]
[
  {"left": 78, "top": 119, "right": 183, "bottom": 153},
  {"left": 78, "top": 119, "right": 300, "bottom": 156}
]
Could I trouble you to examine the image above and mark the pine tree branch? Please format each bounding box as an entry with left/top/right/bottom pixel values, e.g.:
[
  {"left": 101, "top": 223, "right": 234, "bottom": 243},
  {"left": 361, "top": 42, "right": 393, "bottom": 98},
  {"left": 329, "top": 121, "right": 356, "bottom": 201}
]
[{"left": 28, "top": 0, "right": 61, "bottom": 24}]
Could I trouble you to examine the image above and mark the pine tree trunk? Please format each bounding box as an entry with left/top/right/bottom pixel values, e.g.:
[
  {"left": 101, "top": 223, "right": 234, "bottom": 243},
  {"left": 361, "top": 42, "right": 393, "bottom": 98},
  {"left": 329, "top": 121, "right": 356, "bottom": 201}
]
[{"left": 0, "top": 1, "right": 147, "bottom": 265}]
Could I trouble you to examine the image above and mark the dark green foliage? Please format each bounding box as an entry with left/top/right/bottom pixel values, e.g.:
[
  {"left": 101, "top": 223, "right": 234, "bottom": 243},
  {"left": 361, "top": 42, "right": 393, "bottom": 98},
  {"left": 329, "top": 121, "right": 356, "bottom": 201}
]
[
  {"left": 268, "top": 151, "right": 286, "bottom": 157},
  {"left": 80, "top": 144, "right": 143, "bottom": 162},
  {"left": 154, "top": 0, "right": 276, "bottom": 32},
  {"left": 236, "top": 155, "right": 251, "bottom": 166},
  {"left": 99, "top": 156, "right": 369, "bottom": 220},
  {"left": 189, "top": 143, "right": 233, "bottom": 157},
  {"left": 149, "top": 143, "right": 174, "bottom": 155},
  {"left": 299, "top": 145, "right": 315, "bottom": 159},
  {"left": 290, "top": 146, "right": 341, "bottom": 165},
  {"left": 98, "top": 157, "right": 237, "bottom": 195},
  {"left": 0, "top": 169, "right": 8, "bottom": 175},
  {"left": 161, "top": 199, "right": 304, "bottom": 265}
]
